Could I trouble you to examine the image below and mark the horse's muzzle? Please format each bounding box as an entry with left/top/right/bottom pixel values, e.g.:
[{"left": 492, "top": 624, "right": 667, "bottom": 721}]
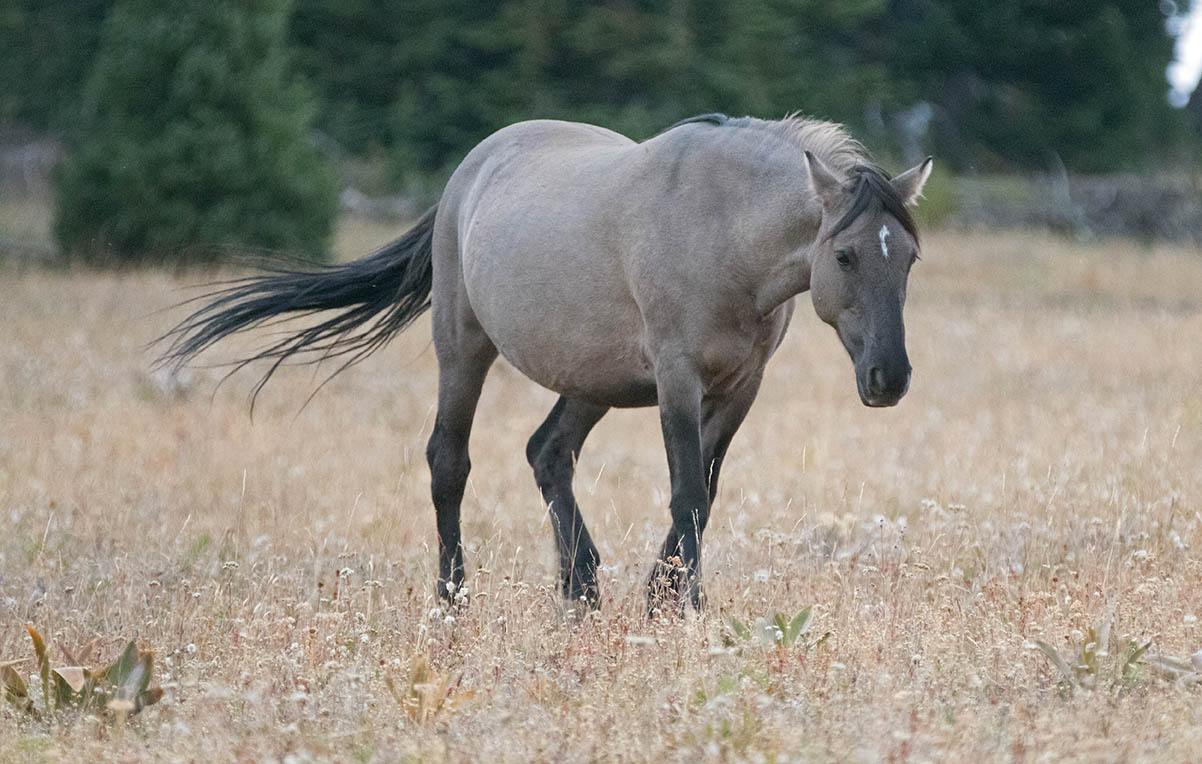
[{"left": 858, "top": 361, "right": 911, "bottom": 407}]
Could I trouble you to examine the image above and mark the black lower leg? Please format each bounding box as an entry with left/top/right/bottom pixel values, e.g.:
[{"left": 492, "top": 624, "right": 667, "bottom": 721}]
[
  {"left": 647, "top": 370, "right": 709, "bottom": 613},
  {"left": 546, "top": 485, "right": 601, "bottom": 604},
  {"left": 428, "top": 421, "right": 471, "bottom": 601},
  {"left": 528, "top": 397, "right": 607, "bottom": 606},
  {"left": 650, "top": 379, "right": 762, "bottom": 611},
  {"left": 649, "top": 500, "right": 709, "bottom": 611},
  {"left": 426, "top": 335, "right": 495, "bottom": 604}
]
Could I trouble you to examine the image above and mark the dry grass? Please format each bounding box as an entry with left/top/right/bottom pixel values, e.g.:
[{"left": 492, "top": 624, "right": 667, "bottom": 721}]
[{"left": 2, "top": 222, "right": 1202, "bottom": 761}]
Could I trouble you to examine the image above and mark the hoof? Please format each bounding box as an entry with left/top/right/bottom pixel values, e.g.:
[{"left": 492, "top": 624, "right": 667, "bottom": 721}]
[
  {"left": 646, "top": 556, "right": 702, "bottom": 615},
  {"left": 562, "top": 560, "right": 602, "bottom": 611},
  {"left": 437, "top": 578, "right": 470, "bottom": 608},
  {"left": 563, "top": 582, "right": 602, "bottom": 613}
]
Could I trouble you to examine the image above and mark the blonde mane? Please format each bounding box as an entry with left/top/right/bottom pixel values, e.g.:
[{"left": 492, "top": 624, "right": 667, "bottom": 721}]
[
  {"left": 770, "top": 113, "right": 871, "bottom": 174},
  {"left": 658, "top": 112, "right": 872, "bottom": 176},
  {"left": 671, "top": 113, "right": 918, "bottom": 241}
]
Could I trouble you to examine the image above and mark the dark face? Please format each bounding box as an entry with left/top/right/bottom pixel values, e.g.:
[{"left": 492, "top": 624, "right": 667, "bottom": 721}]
[{"left": 810, "top": 213, "right": 918, "bottom": 407}]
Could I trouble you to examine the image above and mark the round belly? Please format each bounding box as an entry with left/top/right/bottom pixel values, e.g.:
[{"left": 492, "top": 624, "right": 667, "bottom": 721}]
[
  {"left": 463, "top": 258, "right": 656, "bottom": 407},
  {"left": 482, "top": 296, "right": 655, "bottom": 406},
  {"left": 502, "top": 331, "right": 656, "bottom": 407}
]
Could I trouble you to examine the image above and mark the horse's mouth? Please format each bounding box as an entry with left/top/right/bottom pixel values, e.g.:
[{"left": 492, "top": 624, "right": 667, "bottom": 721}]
[
  {"left": 860, "top": 394, "right": 903, "bottom": 408},
  {"left": 855, "top": 374, "right": 908, "bottom": 407},
  {"left": 854, "top": 358, "right": 910, "bottom": 408}
]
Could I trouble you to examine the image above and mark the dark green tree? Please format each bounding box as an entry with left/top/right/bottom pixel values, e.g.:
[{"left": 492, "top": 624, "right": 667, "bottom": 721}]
[
  {"left": 290, "top": 0, "right": 411, "bottom": 155},
  {"left": 374, "top": 0, "right": 914, "bottom": 183},
  {"left": 541, "top": 0, "right": 707, "bottom": 137},
  {"left": 884, "top": 0, "right": 1185, "bottom": 171},
  {"left": 282, "top": 0, "right": 1192, "bottom": 180},
  {"left": 54, "top": 0, "right": 337, "bottom": 263},
  {"left": 711, "top": 0, "right": 888, "bottom": 124},
  {"left": 0, "top": 0, "right": 114, "bottom": 131},
  {"left": 384, "top": 0, "right": 777, "bottom": 181},
  {"left": 389, "top": 0, "right": 536, "bottom": 180}
]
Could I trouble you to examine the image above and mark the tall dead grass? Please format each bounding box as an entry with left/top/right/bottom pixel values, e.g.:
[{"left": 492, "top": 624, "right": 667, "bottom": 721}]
[{"left": 2, "top": 224, "right": 1202, "bottom": 760}]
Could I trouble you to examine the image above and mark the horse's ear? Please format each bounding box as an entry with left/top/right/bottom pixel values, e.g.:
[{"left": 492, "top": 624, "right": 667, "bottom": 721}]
[
  {"left": 892, "top": 157, "right": 933, "bottom": 206},
  {"left": 803, "top": 151, "right": 842, "bottom": 211}
]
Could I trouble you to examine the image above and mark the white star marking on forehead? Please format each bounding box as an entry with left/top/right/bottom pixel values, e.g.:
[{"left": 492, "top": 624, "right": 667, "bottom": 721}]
[{"left": 878, "top": 224, "right": 891, "bottom": 259}]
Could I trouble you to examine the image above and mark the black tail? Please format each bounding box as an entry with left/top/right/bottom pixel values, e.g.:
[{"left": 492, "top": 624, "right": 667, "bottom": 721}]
[{"left": 158, "top": 205, "right": 437, "bottom": 401}]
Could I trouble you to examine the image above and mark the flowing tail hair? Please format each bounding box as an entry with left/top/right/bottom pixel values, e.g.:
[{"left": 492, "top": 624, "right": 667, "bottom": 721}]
[{"left": 157, "top": 206, "right": 437, "bottom": 404}]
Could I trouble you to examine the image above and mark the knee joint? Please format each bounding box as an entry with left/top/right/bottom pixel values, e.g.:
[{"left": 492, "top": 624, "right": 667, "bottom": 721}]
[
  {"left": 524, "top": 431, "right": 544, "bottom": 469},
  {"left": 670, "top": 493, "right": 709, "bottom": 528},
  {"left": 427, "top": 428, "right": 470, "bottom": 486},
  {"left": 531, "top": 446, "right": 573, "bottom": 490}
]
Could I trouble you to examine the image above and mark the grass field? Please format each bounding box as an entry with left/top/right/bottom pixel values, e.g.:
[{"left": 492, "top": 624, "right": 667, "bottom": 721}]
[{"left": 2, "top": 220, "right": 1202, "bottom": 761}]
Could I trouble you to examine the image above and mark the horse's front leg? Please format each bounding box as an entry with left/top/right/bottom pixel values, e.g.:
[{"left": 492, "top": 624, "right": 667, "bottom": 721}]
[
  {"left": 647, "top": 358, "right": 709, "bottom": 613},
  {"left": 701, "top": 374, "right": 764, "bottom": 508}
]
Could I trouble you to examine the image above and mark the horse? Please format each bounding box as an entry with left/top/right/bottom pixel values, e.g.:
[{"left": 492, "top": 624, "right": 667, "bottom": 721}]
[{"left": 160, "top": 113, "right": 933, "bottom": 612}]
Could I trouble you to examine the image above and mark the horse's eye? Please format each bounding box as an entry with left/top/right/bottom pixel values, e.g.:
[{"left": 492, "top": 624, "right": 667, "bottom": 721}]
[{"left": 835, "top": 249, "right": 853, "bottom": 271}]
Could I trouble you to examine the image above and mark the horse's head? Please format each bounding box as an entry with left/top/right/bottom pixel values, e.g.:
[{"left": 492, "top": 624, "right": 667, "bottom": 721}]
[{"left": 804, "top": 152, "right": 932, "bottom": 407}]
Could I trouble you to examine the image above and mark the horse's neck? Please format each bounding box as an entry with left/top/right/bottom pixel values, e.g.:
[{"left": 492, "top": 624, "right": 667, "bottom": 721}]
[
  {"left": 691, "top": 132, "right": 829, "bottom": 317},
  {"left": 750, "top": 198, "right": 822, "bottom": 317},
  {"left": 650, "top": 125, "right": 828, "bottom": 317}
]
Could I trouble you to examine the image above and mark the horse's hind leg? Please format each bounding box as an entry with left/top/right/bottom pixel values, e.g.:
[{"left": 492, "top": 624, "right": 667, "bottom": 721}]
[
  {"left": 426, "top": 294, "right": 497, "bottom": 603},
  {"left": 526, "top": 396, "right": 608, "bottom": 607}
]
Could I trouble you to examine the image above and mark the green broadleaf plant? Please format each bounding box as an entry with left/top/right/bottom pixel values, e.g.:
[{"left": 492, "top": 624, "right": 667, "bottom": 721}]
[
  {"left": 725, "top": 607, "right": 830, "bottom": 650},
  {"left": 2, "top": 625, "right": 163, "bottom": 721}
]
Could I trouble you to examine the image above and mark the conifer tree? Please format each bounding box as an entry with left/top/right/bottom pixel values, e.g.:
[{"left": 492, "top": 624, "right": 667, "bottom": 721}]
[{"left": 55, "top": 0, "right": 337, "bottom": 262}]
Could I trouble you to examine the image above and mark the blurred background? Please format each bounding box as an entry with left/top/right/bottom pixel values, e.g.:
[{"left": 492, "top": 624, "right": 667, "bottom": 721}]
[{"left": 1, "top": 0, "right": 1201, "bottom": 264}]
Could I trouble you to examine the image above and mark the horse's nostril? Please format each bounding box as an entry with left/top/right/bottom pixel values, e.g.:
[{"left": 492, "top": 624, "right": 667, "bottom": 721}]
[{"left": 868, "top": 366, "right": 887, "bottom": 396}]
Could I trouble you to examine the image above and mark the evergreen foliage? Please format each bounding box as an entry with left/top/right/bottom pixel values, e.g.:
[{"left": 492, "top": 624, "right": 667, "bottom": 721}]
[
  {"left": 0, "top": 0, "right": 1194, "bottom": 263},
  {"left": 886, "top": 0, "right": 1184, "bottom": 170},
  {"left": 285, "top": 0, "right": 1192, "bottom": 180},
  {"left": 53, "top": 0, "right": 337, "bottom": 263},
  {"left": 0, "top": 0, "right": 114, "bottom": 131}
]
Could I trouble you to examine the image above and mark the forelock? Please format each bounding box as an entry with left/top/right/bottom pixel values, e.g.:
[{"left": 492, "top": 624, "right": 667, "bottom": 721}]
[{"left": 826, "top": 165, "right": 920, "bottom": 244}]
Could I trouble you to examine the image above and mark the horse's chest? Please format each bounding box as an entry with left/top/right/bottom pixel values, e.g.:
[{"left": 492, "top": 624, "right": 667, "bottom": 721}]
[{"left": 696, "top": 306, "right": 793, "bottom": 396}]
